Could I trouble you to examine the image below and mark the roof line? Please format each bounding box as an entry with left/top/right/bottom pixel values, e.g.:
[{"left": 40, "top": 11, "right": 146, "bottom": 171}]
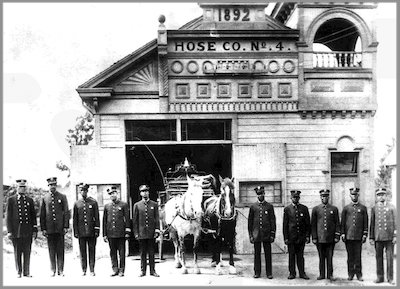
[{"left": 78, "top": 39, "right": 158, "bottom": 89}]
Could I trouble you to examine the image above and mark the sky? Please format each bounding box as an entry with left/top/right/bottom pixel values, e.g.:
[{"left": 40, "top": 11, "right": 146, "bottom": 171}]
[{"left": 3, "top": 2, "right": 397, "bottom": 188}]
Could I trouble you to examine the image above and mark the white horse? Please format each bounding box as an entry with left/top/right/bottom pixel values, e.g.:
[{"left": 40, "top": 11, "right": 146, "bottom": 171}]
[{"left": 164, "top": 175, "right": 205, "bottom": 274}]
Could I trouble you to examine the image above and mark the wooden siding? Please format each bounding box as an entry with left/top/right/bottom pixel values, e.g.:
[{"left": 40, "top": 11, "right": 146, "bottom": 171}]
[
  {"left": 100, "top": 115, "right": 123, "bottom": 148},
  {"left": 237, "top": 114, "right": 373, "bottom": 209}
]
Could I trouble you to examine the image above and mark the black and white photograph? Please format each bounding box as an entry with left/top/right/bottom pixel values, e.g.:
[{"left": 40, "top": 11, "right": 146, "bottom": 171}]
[{"left": 3, "top": 2, "right": 397, "bottom": 286}]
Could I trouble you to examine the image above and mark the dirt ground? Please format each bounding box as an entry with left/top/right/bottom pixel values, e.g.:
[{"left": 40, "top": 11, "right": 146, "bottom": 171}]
[{"left": 2, "top": 239, "right": 397, "bottom": 286}]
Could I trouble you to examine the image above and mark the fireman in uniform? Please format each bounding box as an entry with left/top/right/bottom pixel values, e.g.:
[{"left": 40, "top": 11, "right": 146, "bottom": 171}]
[
  {"left": 40, "top": 177, "right": 70, "bottom": 277},
  {"left": 340, "top": 187, "right": 368, "bottom": 281},
  {"left": 283, "top": 190, "right": 311, "bottom": 280},
  {"left": 248, "top": 186, "right": 276, "bottom": 279},
  {"left": 73, "top": 183, "right": 100, "bottom": 276},
  {"left": 369, "top": 188, "right": 396, "bottom": 284},
  {"left": 6, "top": 179, "right": 38, "bottom": 278},
  {"left": 133, "top": 184, "right": 160, "bottom": 277},
  {"left": 103, "top": 186, "right": 131, "bottom": 277},
  {"left": 311, "top": 189, "right": 340, "bottom": 281}
]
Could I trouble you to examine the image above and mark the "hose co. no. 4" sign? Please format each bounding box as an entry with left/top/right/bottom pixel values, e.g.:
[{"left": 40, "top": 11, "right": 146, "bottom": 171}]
[{"left": 169, "top": 40, "right": 296, "bottom": 53}]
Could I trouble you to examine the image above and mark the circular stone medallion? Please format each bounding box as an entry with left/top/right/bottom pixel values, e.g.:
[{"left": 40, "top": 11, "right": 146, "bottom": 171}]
[
  {"left": 268, "top": 60, "right": 280, "bottom": 73},
  {"left": 171, "top": 61, "right": 184, "bottom": 74},
  {"left": 187, "top": 61, "right": 199, "bottom": 73},
  {"left": 283, "top": 60, "right": 295, "bottom": 73}
]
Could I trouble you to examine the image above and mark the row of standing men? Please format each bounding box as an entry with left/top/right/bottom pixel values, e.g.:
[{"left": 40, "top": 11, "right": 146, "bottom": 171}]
[
  {"left": 6, "top": 178, "right": 396, "bottom": 284},
  {"left": 248, "top": 186, "right": 396, "bottom": 284},
  {"left": 6, "top": 178, "right": 160, "bottom": 278}
]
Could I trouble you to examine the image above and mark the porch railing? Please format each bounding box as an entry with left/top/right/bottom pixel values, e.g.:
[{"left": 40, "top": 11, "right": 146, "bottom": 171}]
[{"left": 313, "top": 51, "right": 362, "bottom": 68}]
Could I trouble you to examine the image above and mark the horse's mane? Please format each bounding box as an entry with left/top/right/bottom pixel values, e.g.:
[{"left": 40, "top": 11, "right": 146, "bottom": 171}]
[{"left": 220, "top": 177, "right": 234, "bottom": 191}]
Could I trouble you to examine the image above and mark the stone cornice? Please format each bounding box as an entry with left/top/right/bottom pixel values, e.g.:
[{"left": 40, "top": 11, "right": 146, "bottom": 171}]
[
  {"left": 300, "top": 110, "right": 376, "bottom": 119},
  {"left": 169, "top": 100, "right": 298, "bottom": 113}
]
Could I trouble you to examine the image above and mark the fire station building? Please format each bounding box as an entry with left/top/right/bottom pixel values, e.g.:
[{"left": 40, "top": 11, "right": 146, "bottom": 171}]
[{"left": 71, "top": 2, "right": 378, "bottom": 254}]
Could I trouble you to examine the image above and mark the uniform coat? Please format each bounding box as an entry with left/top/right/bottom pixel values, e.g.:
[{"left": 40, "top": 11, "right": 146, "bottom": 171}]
[
  {"left": 133, "top": 199, "right": 160, "bottom": 275},
  {"left": 103, "top": 200, "right": 130, "bottom": 238},
  {"left": 40, "top": 191, "right": 69, "bottom": 234},
  {"left": 6, "top": 194, "right": 38, "bottom": 276},
  {"left": 311, "top": 204, "right": 340, "bottom": 243},
  {"left": 341, "top": 202, "right": 368, "bottom": 278},
  {"left": 369, "top": 202, "right": 396, "bottom": 242},
  {"left": 341, "top": 202, "right": 368, "bottom": 241},
  {"left": 7, "top": 195, "right": 38, "bottom": 238},
  {"left": 103, "top": 200, "right": 130, "bottom": 274},
  {"left": 369, "top": 202, "right": 396, "bottom": 282},
  {"left": 283, "top": 203, "right": 311, "bottom": 244},
  {"left": 73, "top": 197, "right": 100, "bottom": 273},
  {"left": 73, "top": 197, "right": 100, "bottom": 238},
  {"left": 133, "top": 199, "right": 160, "bottom": 239},
  {"left": 248, "top": 201, "right": 276, "bottom": 242}
]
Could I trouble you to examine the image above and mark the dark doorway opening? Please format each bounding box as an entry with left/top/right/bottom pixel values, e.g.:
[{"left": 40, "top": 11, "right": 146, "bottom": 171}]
[{"left": 126, "top": 144, "right": 232, "bottom": 255}]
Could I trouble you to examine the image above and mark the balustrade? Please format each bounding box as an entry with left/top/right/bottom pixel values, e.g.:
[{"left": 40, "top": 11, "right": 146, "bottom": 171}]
[{"left": 313, "top": 51, "right": 362, "bottom": 68}]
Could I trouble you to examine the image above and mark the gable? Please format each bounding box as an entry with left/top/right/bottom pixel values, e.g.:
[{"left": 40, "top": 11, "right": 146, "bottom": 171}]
[{"left": 113, "top": 61, "right": 158, "bottom": 93}]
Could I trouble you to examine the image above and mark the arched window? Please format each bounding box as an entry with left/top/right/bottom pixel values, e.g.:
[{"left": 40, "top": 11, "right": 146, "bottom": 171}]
[{"left": 312, "top": 18, "right": 363, "bottom": 68}]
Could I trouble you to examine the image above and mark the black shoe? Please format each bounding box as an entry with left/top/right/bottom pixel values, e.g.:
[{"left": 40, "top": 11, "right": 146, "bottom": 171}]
[
  {"left": 150, "top": 272, "right": 160, "bottom": 277},
  {"left": 82, "top": 271, "right": 86, "bottom": 276},
  {"left": 288, "top": 275, "right": 295, "bottom": 279},
  {"left": 356, "top": 275, "right": 363, "bottom": 281},
  {"left": 118, "top": 272, "right": 124, "bottom": 277},
  {"left": 139, "top": 272, "right": 146, "bottom": 277},
  {"left": 50, "top": 272, "right": 56, "bottom": 277},
  {"left": 374, "top": 278, "right": 384, "bottom": 283},
  {"left": 300, "top": 274, "right": 310, "bottom": 280},
  {"left": 17, "top": 273, "right": 22, "bottom": 278},
  {"left": 317, "top": 276, "right": 325, "bottom": 280},
  {"left": 90, "top": 272, "right": 95, "bottom": 276},
  {"left": 329, "top": 276, "right": 336, "bottom": 281},
  {"left": 58, "top": 272, "right": 65, "bottom": 277},
  {"left": 23, "top": 274, "right": 32, "bottom": 278},
  {"left": 110, "top": 272, "right": 119, "bottom": 277},
  {"left": 253, "top": 274, "right": 260, "bottom": 278},
  {"left": 347, "top": 274, "right": 354, "bottom": 281},
  {"left": 267, "top": 275, "right": 273, "bottom": 279},
  {"left": 388, "top": 279, "right": 395, "bottom": 285}
]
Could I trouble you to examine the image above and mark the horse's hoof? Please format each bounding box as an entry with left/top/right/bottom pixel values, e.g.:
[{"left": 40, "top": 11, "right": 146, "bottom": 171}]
[
  {"left": 211, "top": 261, "right": 217, "bottom": 268},
  {"left": 181, "top": 268, "right": 188, "bottom": 274},
  {"left": 229, "top": 266, "right": 237, "bottom": 275},
  {"left": 175, "top": 263, "right": 182, "bottom": 269}
]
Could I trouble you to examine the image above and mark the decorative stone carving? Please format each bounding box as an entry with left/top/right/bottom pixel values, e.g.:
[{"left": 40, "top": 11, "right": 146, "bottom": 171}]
[
  {"left": 171, "top": 61, "right": 184, "bottom": 74},
  {"left": 122, "top": 63, "right": 155, "bottom": 86},
  {"left": 187, "top": 61, "right": 199, "bottom": 73},
  {"left": 268, "top": 60, "right": 280, "bottom": 73},
  {"left": 283, "top": 60, "right": 295, "bottom": 73},
  {"left": 169, "top": 100, "right": 298, "bottom": 113}
]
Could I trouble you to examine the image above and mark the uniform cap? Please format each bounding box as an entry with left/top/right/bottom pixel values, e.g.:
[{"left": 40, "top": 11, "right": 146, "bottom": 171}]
[
  {"left": 47, "top": 177, "right": 57, "bottom": 185},
  {"left": 16, "top": 179, "right": 27, "bottom": 187},
  {"left": 79, "top": 183, "right": 89, "bottom": 191},
  {"left": 107, "top": 185, "right": 118, "bottom": 194},
  {"left": 349, "top": 187, "right": 360, "bottom": 195},
  {"left": 319, "top": 189, "right": 330, "bottom": 196},
  {"left": 375, "top": 188, "right": 387, "bottom": 195},
  {"left": 139, "top": 184, "right": 150, "bottom": 192},
  {"left": 254, "top": 186, "right": 265, "bottom": 195},
  {"left": 290, "top": 190, "right": 301, "bottom": 197}
]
